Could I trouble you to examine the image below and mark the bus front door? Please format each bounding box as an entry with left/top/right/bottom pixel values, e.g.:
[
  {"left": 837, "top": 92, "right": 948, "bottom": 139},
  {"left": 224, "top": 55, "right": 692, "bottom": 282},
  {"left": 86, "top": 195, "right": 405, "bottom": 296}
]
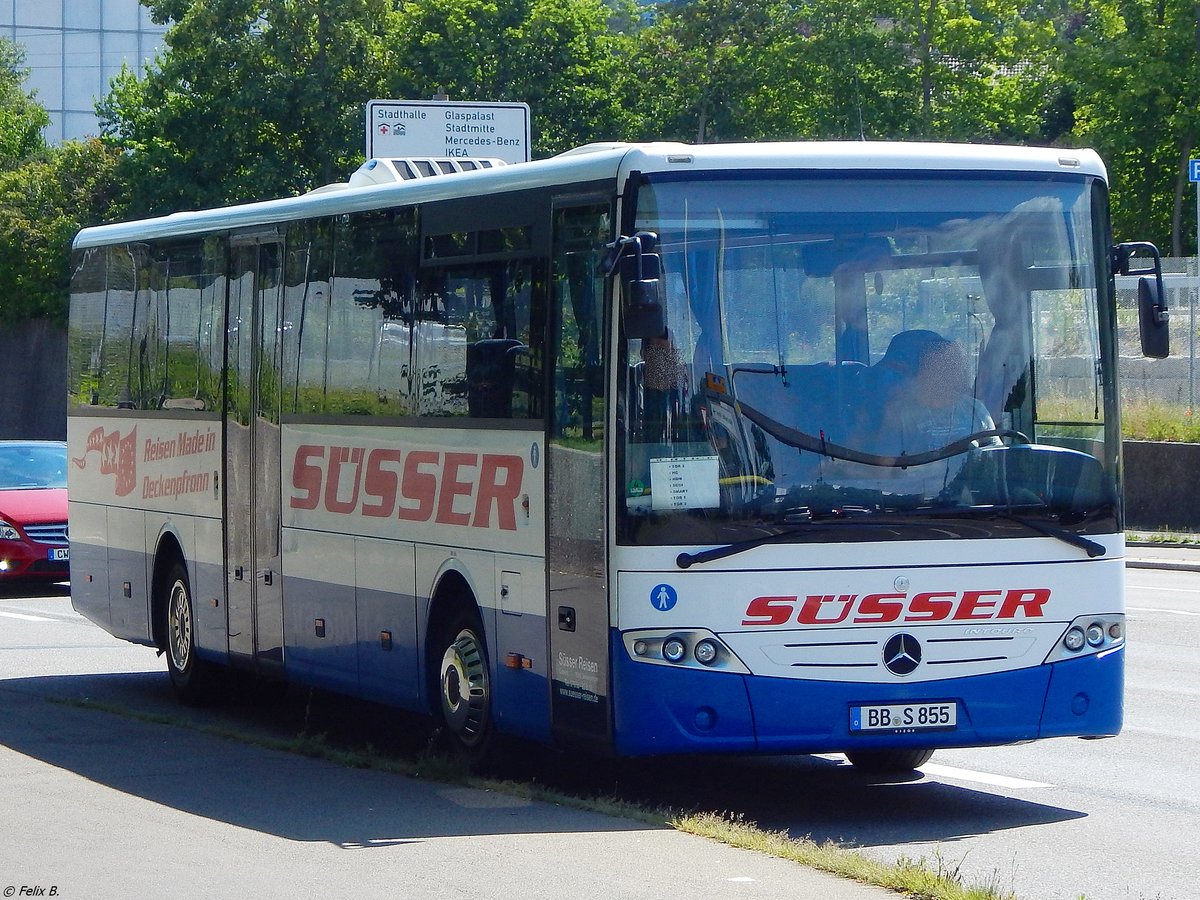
[{"left": 547, "top": 202, "right": 613, "bottom": 749}]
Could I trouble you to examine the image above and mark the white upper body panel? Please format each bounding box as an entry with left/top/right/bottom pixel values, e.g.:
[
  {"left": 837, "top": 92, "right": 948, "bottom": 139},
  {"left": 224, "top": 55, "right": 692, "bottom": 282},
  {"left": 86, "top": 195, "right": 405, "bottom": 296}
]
[{"left": 73, "top": 141, "right": 1107, "bottom": 249}]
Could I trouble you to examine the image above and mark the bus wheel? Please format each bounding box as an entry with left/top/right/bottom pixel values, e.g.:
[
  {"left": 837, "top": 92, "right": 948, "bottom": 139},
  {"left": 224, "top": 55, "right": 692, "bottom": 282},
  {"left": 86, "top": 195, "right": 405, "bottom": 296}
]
[
  {"left": 845, "top": 748, "right": 934, "bottom": 773},
  {"left": 436, "top": 614, "right": 493, "bottom": 758},
  {"left": 163, "top": 560, "right": 216, "bottom": 704}
]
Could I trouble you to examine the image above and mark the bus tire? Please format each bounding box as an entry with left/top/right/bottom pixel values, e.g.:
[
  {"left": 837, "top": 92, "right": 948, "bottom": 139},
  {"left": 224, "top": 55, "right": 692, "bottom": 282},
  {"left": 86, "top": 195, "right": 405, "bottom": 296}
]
[
  {"left": 845, "top": 748, "right": 934, "bottom": 773},
  {"left": 433, "top": 610, "right": 494, "bottom": 761},
  {"left": 162, "top": 559, "right": 217, "bottom": 705}
]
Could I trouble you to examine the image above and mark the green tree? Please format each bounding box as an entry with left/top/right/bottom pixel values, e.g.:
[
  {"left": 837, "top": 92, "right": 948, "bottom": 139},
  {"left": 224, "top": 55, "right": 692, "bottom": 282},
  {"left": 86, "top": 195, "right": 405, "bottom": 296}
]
[
  {"left": 1066, "top": 0, "right": 1200, "bottom": 253},
  {"left": 893, "top": 0, "right": 1059, "bottom": 141},
  {"left": 388, "top": 0, "right": 634, "bottom": 156},
  {"left": 0, "top": 37, "right": 48, "bottom": 171},
  {"left": 623, "top": 0, "right": 783, "bottom": 142},
  {"left": 99, "top": 0, "right": 395, "bottom": 214},
  {"left": 626, "top": 0, "right": 1061, "bottom": 144},
  {"left": 0, "top": 140, "right": 127, "bottom": 324},
  {"left": 742, "top": 0, "right": 921, "bottom": 141}
]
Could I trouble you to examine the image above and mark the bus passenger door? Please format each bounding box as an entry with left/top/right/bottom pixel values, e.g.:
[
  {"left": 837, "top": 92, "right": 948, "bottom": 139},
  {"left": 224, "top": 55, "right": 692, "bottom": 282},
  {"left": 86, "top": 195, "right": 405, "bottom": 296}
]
[
  {"left": 225, "top": 238, "right": 285, "bottom": 672},
  {"left": 547, "top": 202, "right": 612, "bottom": 749}
]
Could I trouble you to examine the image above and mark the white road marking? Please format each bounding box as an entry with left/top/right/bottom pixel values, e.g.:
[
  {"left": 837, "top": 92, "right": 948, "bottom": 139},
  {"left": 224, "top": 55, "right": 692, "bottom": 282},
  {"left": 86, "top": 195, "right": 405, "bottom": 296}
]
[
  {"left": 920, "top": 763, "right": 1051, "bottom": 789},
  {"left": 819, "top": 754, "right": 1051, "bottom": 789},
  {"left": 1125, "top": 584, "right": 1200, "bottom": 594},
  {"left": 1127, "top": 606, "right": 1200, "bottom": 617},
  {"left": 0, "top": 611, "right": 54, "bottom": 622}
]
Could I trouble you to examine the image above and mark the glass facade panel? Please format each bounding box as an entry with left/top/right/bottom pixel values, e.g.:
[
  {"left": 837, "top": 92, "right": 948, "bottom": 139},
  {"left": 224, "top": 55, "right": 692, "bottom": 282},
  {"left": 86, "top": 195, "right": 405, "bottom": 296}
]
[
  {"left": 14, "top": 1, "right": 61, "bottom": 27},
  {"left": 101, "top": 0, "right": 138, "bottom": 31},
  {"left": 65, "top": 2, "right": 102, "bottom": 29},
  {"left": 2, "top": 0, "right": 166, "bottom": 142},
  {"left": 63, "top": 31, "right": 103, "bottom": 99}
]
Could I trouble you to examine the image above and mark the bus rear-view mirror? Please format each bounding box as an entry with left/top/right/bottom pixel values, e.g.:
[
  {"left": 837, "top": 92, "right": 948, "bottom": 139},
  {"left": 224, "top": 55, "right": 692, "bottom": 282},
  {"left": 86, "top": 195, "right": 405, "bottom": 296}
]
[
  {"left": 614, "top": 232, "right": 666, "bottom": 339},
  {"left": 1137, "top": 276, "right": 1169, "bottom": 359}
]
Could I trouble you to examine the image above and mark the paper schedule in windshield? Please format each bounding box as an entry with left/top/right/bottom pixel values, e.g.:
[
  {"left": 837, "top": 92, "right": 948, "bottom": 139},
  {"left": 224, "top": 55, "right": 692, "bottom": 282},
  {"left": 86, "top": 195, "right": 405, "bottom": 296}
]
[{"left": 650, "top": 455, "right": 720, "bottom": 510}]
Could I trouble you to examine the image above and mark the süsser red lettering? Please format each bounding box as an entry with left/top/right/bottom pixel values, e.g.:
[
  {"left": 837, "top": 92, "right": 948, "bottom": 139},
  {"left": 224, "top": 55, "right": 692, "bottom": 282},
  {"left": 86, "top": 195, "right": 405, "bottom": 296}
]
[
  {"left": 288, "top": 444, "right": 524, "bottom": 530},
  {"left": 742, "top": 588, "right": 1050, "bottom": 625}
]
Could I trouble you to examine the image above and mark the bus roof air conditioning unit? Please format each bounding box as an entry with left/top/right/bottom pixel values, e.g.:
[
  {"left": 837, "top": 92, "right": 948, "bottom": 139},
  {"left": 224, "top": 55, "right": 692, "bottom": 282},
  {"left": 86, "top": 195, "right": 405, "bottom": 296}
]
[{"left": 348, "top": 157, "right": 506, "bottom": 187}]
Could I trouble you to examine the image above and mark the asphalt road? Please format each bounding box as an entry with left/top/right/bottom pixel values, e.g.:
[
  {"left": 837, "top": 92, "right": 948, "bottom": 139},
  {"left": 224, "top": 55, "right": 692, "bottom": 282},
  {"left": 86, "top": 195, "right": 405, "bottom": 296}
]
[
  {"left": 2, "top": 564, "right": 1196, "bottom": 900},
  {"left": 0, "top": 585, "right": 884, "bottom": 900}
]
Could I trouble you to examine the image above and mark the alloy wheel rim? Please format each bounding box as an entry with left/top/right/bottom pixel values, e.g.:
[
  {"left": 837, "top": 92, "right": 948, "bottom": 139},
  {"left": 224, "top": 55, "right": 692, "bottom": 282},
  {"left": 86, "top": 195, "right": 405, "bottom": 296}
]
[
  {"left": 439, "top": 628, "right": 489, "bottom": 747},
  {"left": 168, "top": 579, "right": 192, "bottom": 672}
]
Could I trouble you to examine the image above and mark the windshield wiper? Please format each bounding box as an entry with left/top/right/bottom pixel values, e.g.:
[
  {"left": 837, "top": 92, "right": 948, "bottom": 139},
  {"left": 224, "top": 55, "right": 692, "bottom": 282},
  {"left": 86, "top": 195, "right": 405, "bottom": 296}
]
[{"left": 983, "top": 509, "right": 1107, "bottom": 558}]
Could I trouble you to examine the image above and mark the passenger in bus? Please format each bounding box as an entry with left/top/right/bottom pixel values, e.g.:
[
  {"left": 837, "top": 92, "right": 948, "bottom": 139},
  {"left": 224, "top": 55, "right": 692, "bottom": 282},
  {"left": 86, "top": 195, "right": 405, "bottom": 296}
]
[{"left": 641, "top": 328, "right": 686, "bottom": 443}]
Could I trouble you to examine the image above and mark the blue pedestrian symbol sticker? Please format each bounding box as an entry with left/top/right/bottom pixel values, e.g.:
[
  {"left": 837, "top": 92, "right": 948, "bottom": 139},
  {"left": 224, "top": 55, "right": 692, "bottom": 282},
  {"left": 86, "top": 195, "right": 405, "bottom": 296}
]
[{"left": 651, "top": 584, "right": 678, "bottom": 611}]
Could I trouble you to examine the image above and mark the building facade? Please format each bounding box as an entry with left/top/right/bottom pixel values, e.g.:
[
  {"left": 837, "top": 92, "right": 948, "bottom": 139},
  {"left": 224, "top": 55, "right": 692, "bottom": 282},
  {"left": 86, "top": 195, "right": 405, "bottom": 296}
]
[{"left": 2, "top": 0, "right": 166, "bottom": 143}]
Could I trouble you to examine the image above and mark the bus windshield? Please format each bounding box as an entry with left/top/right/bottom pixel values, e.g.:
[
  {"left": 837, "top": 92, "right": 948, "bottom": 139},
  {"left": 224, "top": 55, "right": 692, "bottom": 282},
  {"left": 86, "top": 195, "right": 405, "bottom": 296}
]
[{"left": 619, "top": 173, "right": 1119, "bottom": 548}]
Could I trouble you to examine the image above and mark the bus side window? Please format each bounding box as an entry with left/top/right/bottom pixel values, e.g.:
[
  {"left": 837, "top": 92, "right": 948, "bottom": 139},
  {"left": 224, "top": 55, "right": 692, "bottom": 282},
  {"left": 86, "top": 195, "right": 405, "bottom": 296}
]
[
  {"left": 283, "top": 218, "right": 334, "bottom": 416},
  {"left": 551, "top": 207, "right": 607, "bottom": 443},
  {"left": 476, "top": 261, "right": 542, "bottom": 419},
  {"left": 68, "top": 245, "right": 132, "bottom": 408},
  {"left": 428, "top": 260, "right": 544, "bottom": 420},
  {"left": 145, "top": 239, "right": 224, "bottom": 413},
  {"left": 326, "top": 210, "right": 419, "bottom": 416}
]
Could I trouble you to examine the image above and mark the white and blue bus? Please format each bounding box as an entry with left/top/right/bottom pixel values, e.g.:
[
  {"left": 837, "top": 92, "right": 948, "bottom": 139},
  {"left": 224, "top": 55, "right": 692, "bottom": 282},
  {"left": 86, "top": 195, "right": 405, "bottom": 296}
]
[{"left": 67, "top": 141, "right": 1167, "bottom": 770}]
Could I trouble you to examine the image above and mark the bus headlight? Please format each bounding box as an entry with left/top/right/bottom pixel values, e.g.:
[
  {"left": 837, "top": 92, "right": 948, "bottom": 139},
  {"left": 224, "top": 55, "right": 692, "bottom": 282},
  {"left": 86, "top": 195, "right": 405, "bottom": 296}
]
[
  {"left": 621, "top": 629, "right": 750, "bottom": 674},
  {"left": 662, "top": 636, "right": 687, "bottom": 663},
  {"left": 694, "top": 639, "right": 719, "bottom": 666},
  {"left": 1045, "top": 614, "right": 1125, "bottom": 664}
]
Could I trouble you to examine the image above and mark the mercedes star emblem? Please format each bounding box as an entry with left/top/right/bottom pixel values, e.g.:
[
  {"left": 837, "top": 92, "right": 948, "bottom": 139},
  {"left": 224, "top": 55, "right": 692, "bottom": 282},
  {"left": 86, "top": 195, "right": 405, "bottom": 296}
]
[{"left": 883, "top": 632, "right": 922, "bottom": 676}]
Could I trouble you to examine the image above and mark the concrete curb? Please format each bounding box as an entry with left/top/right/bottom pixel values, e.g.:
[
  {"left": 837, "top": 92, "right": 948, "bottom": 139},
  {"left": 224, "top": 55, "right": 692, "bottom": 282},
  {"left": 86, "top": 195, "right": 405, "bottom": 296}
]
[
  {"left": 1126, "top": 558, "right": 1200, "bottom": 573},
  {"left": 1124, "top": 539, "right": 1200, "bottom": 572}
]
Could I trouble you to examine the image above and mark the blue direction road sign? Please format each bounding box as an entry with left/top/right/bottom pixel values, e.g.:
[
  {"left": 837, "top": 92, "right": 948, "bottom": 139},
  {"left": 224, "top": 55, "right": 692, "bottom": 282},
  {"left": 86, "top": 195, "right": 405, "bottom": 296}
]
[{"left": 1190, "top": 159, "right": 1200, "bottom": 182}]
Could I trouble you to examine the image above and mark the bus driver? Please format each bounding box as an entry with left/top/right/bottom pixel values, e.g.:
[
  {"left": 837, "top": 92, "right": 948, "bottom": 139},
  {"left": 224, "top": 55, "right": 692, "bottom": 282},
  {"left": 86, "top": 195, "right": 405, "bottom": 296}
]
[{"left": 873, "top": 331, "right": 995, "bottom": 496}]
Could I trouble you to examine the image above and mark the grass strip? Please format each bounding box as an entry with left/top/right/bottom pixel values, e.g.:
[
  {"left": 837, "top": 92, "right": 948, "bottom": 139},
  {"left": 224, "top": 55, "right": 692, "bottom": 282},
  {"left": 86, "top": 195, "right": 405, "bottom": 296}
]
[
  {"left": 1127, "top": 529, "right": 1200, "bottom": 545},
  {"left": 676, "top": 810, "right": 1016, "bottom": 900}
]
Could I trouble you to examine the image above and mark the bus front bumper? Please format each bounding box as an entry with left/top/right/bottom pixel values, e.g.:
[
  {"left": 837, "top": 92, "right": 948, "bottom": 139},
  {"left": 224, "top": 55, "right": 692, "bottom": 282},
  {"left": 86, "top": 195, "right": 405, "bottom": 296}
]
[{"left": 609, "top": 631, "right": 1123, "bottom": 757}]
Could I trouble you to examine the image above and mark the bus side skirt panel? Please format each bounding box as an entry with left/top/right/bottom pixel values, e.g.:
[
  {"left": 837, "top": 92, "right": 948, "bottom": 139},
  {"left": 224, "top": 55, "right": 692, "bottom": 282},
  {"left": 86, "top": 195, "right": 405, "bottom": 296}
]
[{"left": 491, "top": 609, "right": 552, "bottom": 742}]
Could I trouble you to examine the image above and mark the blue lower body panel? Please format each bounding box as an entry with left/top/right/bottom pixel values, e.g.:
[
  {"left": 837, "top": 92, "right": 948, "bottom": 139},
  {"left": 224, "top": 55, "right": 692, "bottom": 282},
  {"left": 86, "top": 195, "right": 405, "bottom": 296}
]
[
  {"left": 611, "top": 651, "right": 758, "bottom": 756},
  {"left": 1039, "top": 648, "right": 1123, "bottom": 738},
  {"left": 610, "top": 630, "right": 1123, "bottom": 757}
]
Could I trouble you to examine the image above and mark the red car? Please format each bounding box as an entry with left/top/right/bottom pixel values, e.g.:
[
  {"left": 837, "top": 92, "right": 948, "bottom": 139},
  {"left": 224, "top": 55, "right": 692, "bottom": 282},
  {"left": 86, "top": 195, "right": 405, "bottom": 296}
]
[{"left": 0, "top": 441, "right": 69, "bottom": 585}]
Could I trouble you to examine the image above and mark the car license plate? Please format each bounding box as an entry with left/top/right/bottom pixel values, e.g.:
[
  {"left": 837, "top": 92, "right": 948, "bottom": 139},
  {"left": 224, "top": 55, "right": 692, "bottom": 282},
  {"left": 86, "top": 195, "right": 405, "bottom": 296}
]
[
  {"left": 850, "top": 701, "right": 956, "bottom": 733},
  {"left": 48, "top": 547, "right": 69, "bottom": 562}
]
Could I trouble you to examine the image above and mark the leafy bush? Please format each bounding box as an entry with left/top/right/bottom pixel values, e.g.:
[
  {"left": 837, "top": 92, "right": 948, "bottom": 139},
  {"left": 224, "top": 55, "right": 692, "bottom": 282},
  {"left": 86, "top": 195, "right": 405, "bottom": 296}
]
[
  {"left": 0, "top": 139, "right": 126, "bottom": 325},
  {"left": 1121, "top": 401, "right": 1200, "bottom": 442}
]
